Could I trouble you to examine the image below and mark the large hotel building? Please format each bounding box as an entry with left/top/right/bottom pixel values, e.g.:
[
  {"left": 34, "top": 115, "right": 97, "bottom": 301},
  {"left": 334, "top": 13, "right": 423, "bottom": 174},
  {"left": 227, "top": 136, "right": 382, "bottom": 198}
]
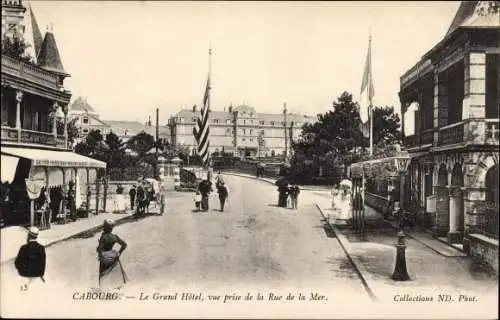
[{"left": 168, "top": 104, "right": 316, "bottom": 158}]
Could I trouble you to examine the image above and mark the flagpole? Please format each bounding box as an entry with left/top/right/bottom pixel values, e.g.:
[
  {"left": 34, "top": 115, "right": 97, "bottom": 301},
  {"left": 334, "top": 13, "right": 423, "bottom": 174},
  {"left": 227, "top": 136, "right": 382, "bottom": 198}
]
[
  {"left": 207, "top": 42, "right": 212, "bottom": 173},
  {"left": 368, "top": 31, "right": 373, "bottom": 158}
]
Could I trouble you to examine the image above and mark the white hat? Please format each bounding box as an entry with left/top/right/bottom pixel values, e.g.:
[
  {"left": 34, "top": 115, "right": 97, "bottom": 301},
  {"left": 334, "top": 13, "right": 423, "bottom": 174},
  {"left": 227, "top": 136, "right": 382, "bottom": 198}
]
[
  {"left": 28, "top": 227, "right": 40, "bottom": 238},
  {"left": 103, "top": 218, "right": 116, "bottom": 227}
]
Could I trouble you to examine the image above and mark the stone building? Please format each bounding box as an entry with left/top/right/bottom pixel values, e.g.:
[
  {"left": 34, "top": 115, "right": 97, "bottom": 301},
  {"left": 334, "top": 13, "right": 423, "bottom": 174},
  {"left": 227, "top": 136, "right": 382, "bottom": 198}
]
[
  {"left": 1, "top": 0, "right": 106, "bottom": 226},
  {"left": 168, "top": 104, "right": 315, "bottom": 158},
  {"left": 68, "top": 97, "right": 169, "bottom": 144},
  {"left": 399, "top": 1, "right": 498, "bottom": 271}
]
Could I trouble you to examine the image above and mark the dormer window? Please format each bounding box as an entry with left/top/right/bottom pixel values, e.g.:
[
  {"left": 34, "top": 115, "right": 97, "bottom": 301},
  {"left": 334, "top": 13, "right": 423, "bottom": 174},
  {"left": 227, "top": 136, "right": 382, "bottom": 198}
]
[{"left": 82, "top": 117, "right": 89, "bottom": 124}]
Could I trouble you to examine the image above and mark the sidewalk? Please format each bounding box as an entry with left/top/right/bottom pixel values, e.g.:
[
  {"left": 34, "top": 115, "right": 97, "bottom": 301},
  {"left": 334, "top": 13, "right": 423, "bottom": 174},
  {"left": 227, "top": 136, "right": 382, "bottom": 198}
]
[
  {"left": 1, "top": 210, "right": 135, "bottom": 265},
  {"left": 315, "top": 201, "right": 497, "bottom": 300}
]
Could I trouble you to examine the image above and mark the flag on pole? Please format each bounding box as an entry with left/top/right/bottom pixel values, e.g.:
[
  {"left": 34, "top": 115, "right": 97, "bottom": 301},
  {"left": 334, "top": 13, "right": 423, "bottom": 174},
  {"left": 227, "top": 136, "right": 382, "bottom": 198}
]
[
  {"left": 193, "top": 76, "right": 211, "bottom": 165},
  {"left": 359, "top": 34, "right": 374, "bottom": 138}
]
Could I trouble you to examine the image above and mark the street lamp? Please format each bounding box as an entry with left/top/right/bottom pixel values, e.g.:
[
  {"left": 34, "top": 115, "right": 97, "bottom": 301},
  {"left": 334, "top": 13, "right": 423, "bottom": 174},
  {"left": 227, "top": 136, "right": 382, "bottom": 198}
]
[{"left": 391, "top": 145, "right": 411, "bottom": 282}]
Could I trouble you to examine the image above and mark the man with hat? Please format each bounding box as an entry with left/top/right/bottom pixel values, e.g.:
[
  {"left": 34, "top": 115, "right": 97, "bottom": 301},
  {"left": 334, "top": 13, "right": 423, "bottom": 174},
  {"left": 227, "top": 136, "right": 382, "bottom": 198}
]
[{"left": 14, "top": 227, "right": 46, "bottom": 288}]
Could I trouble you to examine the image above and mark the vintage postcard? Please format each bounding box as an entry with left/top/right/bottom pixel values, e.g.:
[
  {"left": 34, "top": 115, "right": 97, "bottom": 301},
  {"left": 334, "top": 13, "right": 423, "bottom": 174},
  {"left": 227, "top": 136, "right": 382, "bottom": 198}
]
[{"left": 1, "top": 0, "right": 499, "bottom": 319}]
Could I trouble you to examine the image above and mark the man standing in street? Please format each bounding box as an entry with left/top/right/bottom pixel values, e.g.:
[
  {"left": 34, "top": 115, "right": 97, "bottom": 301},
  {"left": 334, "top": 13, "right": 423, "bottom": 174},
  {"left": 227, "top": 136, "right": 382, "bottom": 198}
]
[
  {"left": 129, "top": 185, "right": 136, "bottom": 212},
  {"left": 14, "top": 227, "right": 46, "bottom": 290},
  {"left": 198, "top": 174, "right": 213, "bottom": 212}
]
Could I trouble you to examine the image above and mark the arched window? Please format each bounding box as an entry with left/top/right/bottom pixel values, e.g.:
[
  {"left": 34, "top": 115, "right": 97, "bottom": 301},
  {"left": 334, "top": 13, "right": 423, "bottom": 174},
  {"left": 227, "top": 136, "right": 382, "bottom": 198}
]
[{"left": 485, "top": 164, "right": 499, "bottom": 207}]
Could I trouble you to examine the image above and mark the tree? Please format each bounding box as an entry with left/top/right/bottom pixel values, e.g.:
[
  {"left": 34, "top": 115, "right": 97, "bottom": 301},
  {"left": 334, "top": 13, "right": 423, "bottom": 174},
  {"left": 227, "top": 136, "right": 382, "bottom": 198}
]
[
  {"left": 372, "top": 106, "right": 401, "bottom": 146},
  {"left": 291, "top": 91, "right": 402, "bottom": 179},
  {"left": 1, "top": 31, "right": 33, "bottom": 63},
  {"left": 74, "top": 129, "right": 106, "bottom": 157},
  {"left": 126, "top": 131, "right": 155, "bottom": 156}
]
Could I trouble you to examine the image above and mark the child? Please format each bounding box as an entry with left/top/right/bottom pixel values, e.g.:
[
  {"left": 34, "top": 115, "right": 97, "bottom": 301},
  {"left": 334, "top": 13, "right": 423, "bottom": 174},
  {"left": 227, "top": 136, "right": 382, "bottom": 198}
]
[
  {"left": 290, "top": 185, "right": 300, "bottom": 210},
  {"left": 194, "top": 191, "right": 201, "bottom": 211}
]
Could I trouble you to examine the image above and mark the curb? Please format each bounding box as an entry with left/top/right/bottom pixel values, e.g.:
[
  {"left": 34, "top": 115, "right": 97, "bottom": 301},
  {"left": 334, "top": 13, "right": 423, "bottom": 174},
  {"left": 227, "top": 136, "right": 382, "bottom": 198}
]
[
  {"left": 314, "top": 204, "right": 378, "bottom": 302},
  {"left": 1, "top": 213, "right": 134, "bottom": 266}
]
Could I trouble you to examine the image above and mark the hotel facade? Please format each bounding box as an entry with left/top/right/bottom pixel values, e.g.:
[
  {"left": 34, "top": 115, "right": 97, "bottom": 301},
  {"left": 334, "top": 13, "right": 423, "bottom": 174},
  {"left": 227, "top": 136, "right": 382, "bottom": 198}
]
[{"left": 168, "top": 104, "right": 316, "bottom": 158}]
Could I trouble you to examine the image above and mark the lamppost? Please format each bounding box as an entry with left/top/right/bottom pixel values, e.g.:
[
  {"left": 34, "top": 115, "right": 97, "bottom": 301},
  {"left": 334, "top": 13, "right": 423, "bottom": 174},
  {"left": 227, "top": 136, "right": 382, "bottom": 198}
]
[{"left": 391, "top": 146, "right": 411, "bottom": 281}]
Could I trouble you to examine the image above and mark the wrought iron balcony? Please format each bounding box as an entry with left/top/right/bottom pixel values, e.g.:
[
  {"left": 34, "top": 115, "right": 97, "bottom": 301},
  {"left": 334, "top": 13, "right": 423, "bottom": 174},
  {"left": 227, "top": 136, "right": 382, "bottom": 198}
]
[
  {"left": 405, "top": 129, "right": 434, "bottom": 149},
  {"left": 1, "top": 126, "right": 67, "bottom": 149},
  {"left": 437, "top": 118, "right": 499, "bottom": 147}
]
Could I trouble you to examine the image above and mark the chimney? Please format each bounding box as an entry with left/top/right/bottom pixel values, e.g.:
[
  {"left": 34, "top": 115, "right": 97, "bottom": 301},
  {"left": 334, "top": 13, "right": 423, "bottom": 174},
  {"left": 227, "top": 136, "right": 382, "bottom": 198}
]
[{"left": 192, "top": 105, "right": 197, "bottom": 112}]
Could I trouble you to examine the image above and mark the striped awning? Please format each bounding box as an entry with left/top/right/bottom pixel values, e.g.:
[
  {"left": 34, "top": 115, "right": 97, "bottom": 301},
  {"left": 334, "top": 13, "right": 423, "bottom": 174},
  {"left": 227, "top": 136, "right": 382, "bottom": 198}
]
[{"left": 1, "top": 147, "right": 106, "bottom": 169}]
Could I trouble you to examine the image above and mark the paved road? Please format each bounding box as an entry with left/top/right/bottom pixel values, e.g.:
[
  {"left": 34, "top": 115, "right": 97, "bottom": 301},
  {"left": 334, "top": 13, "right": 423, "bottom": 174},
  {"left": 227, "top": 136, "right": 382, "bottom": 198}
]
[{"left": 2, "top": 175, "right": 371, "bottom": 317}]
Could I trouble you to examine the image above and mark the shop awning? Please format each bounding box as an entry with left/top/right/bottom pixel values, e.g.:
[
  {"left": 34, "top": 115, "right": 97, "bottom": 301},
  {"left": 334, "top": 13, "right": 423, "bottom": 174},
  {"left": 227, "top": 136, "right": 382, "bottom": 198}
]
[
  {"left": 1, "top": 154, "right": 20, "bottom": 183},
  {"left": 1, "top": 147, "right": 106, "bottom": 169}
]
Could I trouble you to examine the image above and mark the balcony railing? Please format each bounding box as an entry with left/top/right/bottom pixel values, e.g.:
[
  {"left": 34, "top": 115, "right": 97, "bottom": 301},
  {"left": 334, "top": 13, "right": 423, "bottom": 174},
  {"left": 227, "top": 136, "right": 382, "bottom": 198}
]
[
  {"left": 1, "top": 126, "right": 67, "bottom": 148},
  {"left": 438, "top": 121, "right": 465, "bottom": 146},
  {"left": 405, "top": 129, "right": 434, "bottom": 149},
  {"left": 1, "top": 55, "right": 60, "bottom": 90},
  {"left": 437, "top": 118, "right": 500, "bottom": 147}
]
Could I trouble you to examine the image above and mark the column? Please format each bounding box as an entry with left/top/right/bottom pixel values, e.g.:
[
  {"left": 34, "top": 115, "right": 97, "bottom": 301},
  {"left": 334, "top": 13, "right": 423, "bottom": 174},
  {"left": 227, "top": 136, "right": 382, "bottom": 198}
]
[
  {"left": 52, "top": 102, "right": 58, "bottom": 138},
  {"left": 15, "top": 90, "right": 23, "bottom": 142},
  {"left": 433, "top": 72, "right": 448, "bottom": 146},
  {"left": 63, "top": 104, "right": 68, "bottom": 148},
  {"left": 448, "top": 187, "right": 463, "bottom": 243},
  {"left": 462, "top": 52, "right": 486, "bottom": 120}
]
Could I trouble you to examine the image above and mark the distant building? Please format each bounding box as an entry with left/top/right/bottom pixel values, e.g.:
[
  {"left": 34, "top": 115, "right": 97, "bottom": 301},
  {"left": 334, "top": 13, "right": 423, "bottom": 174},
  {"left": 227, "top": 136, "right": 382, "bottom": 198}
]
[
  {"left": 68, "top": 97, "right": 169, "bottom": 144},
  {"left": 168, "top": 104, "right": 316, "bottom": 158}
]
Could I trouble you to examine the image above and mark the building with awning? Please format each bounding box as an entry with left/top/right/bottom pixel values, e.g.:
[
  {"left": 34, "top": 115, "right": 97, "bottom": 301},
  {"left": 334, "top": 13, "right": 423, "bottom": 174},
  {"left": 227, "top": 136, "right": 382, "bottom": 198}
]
[
  {"left": 1, "top": 0, "right": 107, "bottom": 228},
  {"left": 352, "top": 1, "right": 499, "bottom": 275}
]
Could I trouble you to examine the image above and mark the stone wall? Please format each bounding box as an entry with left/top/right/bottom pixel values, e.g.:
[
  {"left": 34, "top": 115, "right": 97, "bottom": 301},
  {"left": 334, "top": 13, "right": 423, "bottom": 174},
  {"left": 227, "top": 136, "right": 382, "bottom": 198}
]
[{"left": 469, "top": 234, "right": 499, "bottom": 276}]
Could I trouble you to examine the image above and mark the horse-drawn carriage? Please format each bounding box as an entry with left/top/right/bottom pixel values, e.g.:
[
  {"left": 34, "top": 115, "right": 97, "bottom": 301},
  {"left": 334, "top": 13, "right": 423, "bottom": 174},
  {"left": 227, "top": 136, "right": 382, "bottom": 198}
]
[{"left": 136, "top": 178, "right": 160, "bottom": 217}]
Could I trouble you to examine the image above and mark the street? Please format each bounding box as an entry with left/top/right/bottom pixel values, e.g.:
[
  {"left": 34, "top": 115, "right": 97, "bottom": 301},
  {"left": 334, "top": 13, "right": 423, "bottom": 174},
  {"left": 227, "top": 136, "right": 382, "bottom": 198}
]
[{"left": 2, "top": 175, "right": 373, "bottom": 317}]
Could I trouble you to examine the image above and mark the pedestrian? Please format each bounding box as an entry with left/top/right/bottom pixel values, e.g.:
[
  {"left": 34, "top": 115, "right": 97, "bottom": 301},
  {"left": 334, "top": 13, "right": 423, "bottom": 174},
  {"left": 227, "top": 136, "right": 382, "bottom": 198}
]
[
  {"left": 216, "top": 176, "right": 229, "bottom": 212},
  {"left": 135, "top": 182, "right": 145, "bottom": 218},
  {"left": 67, "top": 189, "right": 77, "bottom": 221},
  {"left": 14, "top": 227, "right": 46, "bottom": 290},
  {"left": 289, "top": 184, "right": 300, "bottom": 210},
  {"left": 197, "top": 175, "right": 213, "bottom": 212},
  {"left": 129, "top": 185, "right": 136, "bottom": 211},
  {"left": 158, "top": 183, "right": 166, "bottom": 215},
  {"left": 194, "top": 190, "right": 201, "bottom": 211},
  {"left": 97, "top": 219, "right": 128, "bottom": 289}
]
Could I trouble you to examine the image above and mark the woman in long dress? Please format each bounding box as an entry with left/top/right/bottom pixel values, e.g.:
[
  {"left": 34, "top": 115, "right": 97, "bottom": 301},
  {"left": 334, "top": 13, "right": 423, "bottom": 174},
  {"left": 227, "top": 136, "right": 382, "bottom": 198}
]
[{"left": 97, "top": 219, "right": 128, "bottom": 289}]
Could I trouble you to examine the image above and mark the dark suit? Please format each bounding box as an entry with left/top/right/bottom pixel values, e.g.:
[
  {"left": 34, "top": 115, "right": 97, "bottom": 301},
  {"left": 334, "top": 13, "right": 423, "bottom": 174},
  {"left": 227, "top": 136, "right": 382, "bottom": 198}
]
[{"left": 15, "top": 241, "right": 46, "bottom": 278}]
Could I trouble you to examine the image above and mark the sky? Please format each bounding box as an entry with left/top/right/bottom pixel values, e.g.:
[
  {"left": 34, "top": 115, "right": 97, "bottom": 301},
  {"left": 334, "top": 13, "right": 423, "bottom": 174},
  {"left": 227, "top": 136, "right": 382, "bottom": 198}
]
[{"left": 28, "top": 1, "right": 461, "bottom": 124}]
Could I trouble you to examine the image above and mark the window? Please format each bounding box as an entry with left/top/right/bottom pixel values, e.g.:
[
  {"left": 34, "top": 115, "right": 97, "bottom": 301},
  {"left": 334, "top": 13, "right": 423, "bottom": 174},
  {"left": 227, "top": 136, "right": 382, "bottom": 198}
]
[
  {"left": 250, "top": 138, "right": 253, "bottom": 142},
  {"left": 214, "top": 119, "right": 219, "bottom": 124},
  {"left": 260, "top": 130, "right": 265, "bottom": 136},
  {"left": 242, "top": 138, "right": 246, "bottom": 141},
  {"left": 192, "top": 117, "right": 197, "bottom": 123},
  {"left": 243, "top": 129, "right": 246, "bottom": 135},
  {"left": 82, "top": 128, "right": 89, "bottom": 133},
  {"left": 250, "top": 129, "right": 253, "bottom": 135},
  {"left": 259, "top": 121, "right": 265, "bottom": 125},
  {"left": 82, "top": 117, "right": 89, "bottom": 124},
  {"left": 243, "top": 120, "right": 246, "bottom": 125},
  {"left": 226, "top": 119, "right": 231, "bottom": 125},
  {"left": 271, "top": 121, "right": 275, "bottom": 126}
]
